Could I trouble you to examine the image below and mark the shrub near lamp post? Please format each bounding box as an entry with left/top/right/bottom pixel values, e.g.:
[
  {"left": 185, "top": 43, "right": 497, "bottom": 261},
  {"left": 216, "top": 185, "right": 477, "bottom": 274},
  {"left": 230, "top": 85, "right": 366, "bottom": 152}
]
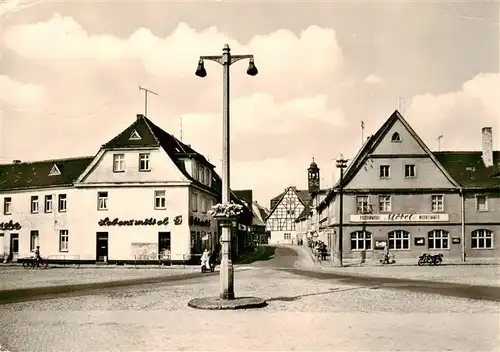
[{"left": 187, "top": 44, "right": 266, "bottom": 310}]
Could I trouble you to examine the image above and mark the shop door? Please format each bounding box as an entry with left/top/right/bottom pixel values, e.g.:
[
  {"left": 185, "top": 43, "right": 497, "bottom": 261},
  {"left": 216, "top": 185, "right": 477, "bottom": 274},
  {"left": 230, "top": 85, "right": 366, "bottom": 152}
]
[
  {"left": 96, "top": 232, "right": 109, "bottom": 262},
  {"left": 158, "top": 232, "right": 171, "bottom": 260},
  {"left": 0, "top": 234, "right": 4, "bottom": 259},
  {"left": 10, "top": 233, "right": 19, "bottom": 261}
]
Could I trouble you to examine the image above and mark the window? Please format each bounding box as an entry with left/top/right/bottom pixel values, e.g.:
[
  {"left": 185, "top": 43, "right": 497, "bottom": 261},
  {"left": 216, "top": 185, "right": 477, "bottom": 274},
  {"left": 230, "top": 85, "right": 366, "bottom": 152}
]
[
  {"left": 378, "top": 195, "right": 391, "bottom": 212},
  {"left": 97, "top": 192, "right": 108, "bottom": 210},
  {"left": 44, "top": 195, "right": 53, "bottom": 213},
  {"left": 356, "top": 196, "right": 371, "bottom": 214},
  {"left": 350, "top": 231, "right": 372, "bottom": 250},
  {"left": 139, "top": 153, "right": 151, "bottom": 171},
  {"left": 201, "top": 197, "right": 207, "bottom": 213},
  {"left": 284, "top": 233, "right": 291, "bottom": 240},
  {"left": 379, "top": 165, "right": 390, "bottom": 178},
  {"left": 471, "top": 229, "right": 493, "bottom": 249},
  {"left": 113, "top": 154, "right": 125, "bottom": 172},
  {"left": 405, "top": 164, "right": 416, "bottom": 178},
  {"left": 388, "top": 230, "right": 410, "bottom": 250},
  {"left": 59, "top": 230, "right": 69, "bottom": 252},
  {"left": 194, "top": 163, "right": 199, "bottom": 181},
  {"left": 191, "top": 192, "right": 198, "bottom": 212},
  {"left": 205, "top": 169, "right": 210, "bottom": 185},
  {"left": 3, "top": 197, "right": 11, "bottom": 215},
  {"left": 200, "top": 167, "right": 205, "bottom": 183},
  {"left": 391, "top": 132, "right": 401, "bottom": 142},
  {"left": 58, "top": 194, "right": 67, "bottom": 212},
  {"left": 476, "top": 195, "right": 488, "bottom": 211},
  {"left": 431, "top": 195, "right": 444, "bottom": 212},
  {"left": 428, "top": 230, "right": 449, "bottom": 249},
  {"left": 30, "top": 230, "right": 39, "bottom": 252},
  {"left": 155, "top": 190, "right": 166, "bottom": 209},
  {"left": 31, "top": 196, "right": 39, "bottom": 213}
]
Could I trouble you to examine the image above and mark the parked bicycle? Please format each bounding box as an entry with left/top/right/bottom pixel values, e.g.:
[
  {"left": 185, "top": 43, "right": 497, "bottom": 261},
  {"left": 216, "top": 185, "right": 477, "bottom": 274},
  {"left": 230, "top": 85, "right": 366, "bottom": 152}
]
[
  {"left": 22, "top": 256, "right": 49, "bottom": 270},
  {"left": 417, "top": 253, "right": 443, "bottom": 266}
]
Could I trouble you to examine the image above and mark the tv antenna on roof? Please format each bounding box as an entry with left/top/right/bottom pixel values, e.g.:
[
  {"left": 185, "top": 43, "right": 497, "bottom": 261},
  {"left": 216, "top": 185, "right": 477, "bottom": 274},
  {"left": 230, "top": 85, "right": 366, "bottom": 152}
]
[
  {"left": 138, "top": 85, "right": 158, "bottom": 117},
  {"left": 437, "top": 134, "right": 443, "bottom": 151}
]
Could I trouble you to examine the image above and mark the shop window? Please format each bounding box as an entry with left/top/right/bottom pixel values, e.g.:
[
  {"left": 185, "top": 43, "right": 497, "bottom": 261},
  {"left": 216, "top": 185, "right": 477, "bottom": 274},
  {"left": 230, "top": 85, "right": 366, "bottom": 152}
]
[
  {"left": 350, "top": 231, "right": 372, "bottom": 251},
  {"left": 471, "top": 229, "right": 493, "bottom": 249},
  {"left": 428, "top": 230, "right": 449, "bottom": 249},
  {"left": 388, "top": 230, "right": 410, "bottom": 250}
]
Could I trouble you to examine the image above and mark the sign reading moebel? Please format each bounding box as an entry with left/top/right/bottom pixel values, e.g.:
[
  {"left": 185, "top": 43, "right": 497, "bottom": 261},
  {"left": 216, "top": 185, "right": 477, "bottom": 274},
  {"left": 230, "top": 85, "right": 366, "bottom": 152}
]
[{"left": 350, "top": 213, "right": 450, "bottom": 223}]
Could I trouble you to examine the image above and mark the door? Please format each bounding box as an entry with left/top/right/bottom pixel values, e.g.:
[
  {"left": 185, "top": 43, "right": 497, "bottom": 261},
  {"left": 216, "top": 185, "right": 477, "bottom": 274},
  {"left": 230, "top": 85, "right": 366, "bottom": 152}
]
[
  {"left": 158, "top": 232, "right": 171, "bottom": 260},
  {"left": 10, "top": 233, "right": 19, "bottom": 261},
  {"left": 0, "top": 234, "right": 4, "bottom": 259},
  {"left": 96, "top": 232, "right": 109, "bottom": 262}
]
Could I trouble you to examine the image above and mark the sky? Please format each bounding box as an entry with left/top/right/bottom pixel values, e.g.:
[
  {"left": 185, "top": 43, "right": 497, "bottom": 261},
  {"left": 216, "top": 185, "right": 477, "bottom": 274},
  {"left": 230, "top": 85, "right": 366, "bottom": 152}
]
[{"left": 0, "top": 0, "right": 499, "bottom": 207}]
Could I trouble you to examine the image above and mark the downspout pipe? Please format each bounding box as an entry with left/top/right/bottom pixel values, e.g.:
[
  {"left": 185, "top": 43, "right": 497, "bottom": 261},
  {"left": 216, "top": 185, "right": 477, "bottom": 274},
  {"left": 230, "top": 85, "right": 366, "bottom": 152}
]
[{"left": 460, "top": 188, "right": 466, "bottom": 262}]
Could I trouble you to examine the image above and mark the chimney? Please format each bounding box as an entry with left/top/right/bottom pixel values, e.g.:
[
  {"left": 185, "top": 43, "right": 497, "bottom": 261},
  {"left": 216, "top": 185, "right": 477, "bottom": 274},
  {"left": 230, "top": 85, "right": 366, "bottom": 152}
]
[
  {"left": 482, "top": 127, "right": 493, "bottom": 167},
  {"left": 136, "top": 114, "right": 144, "bottom": 120},
  {"left": 13, "top": 160, "right": 21, "bottom": 164}
]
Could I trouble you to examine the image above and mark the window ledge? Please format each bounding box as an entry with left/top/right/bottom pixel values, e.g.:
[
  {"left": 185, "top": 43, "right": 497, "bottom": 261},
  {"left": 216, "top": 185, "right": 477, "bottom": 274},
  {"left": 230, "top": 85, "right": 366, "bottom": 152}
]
[
  {"left": 59, "top": 250, "right": 69, "bottom": 253},
  {"left": 477, "top": 210, "right": 489, "bottom": 213},
  {"left": 113, "top": 170, "right": 125, "bottom": 173},
  {"left": 139, "top": 169, "right": 152, "bottom": 173},
  {"left": 471, "top": 247, "right": 495, "bottom": 250},
  {"left": 155, "top": 207, "right": 167, "bottom": 211}
]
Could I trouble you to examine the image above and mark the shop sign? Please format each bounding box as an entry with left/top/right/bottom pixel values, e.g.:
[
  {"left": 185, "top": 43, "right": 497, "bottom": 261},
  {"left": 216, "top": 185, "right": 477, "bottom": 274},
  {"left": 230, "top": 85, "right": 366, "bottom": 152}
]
[
  {"left": 98, "top": 215, "right": 183, "bottom": 227},
  {"left": 189, "top": 216, "right": 211, "bottom": 227},
  {"left": 0, "top": 220, "right": 22, "bottom": 230},
  {"left": 414, "top": 237, "right": 425, "bottom": 246},
  {"left": 452, "top": 237, "right": 461, "bottom": 244},
  {"left": 350, "top": 213, "right": 450, "bottom": 223}
]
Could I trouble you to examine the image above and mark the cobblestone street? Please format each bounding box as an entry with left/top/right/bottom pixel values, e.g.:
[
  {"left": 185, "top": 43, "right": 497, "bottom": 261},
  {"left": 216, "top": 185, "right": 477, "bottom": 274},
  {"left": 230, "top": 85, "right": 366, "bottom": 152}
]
[{"left": 1, "top": 247, "right": 499, "bottom": 351}]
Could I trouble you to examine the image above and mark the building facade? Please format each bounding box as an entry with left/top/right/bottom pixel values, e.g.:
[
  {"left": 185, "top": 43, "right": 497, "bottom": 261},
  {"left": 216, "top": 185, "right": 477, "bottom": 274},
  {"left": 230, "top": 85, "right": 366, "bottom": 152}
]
[
  {"left": 266, "top": 159, "right": 327, "bottom": 244},
  {"left": 316, "top": 110, "right": 500, "bottom": 262},
  {"left": 0, "top": 114, "right": 253, "bottom": 264}
]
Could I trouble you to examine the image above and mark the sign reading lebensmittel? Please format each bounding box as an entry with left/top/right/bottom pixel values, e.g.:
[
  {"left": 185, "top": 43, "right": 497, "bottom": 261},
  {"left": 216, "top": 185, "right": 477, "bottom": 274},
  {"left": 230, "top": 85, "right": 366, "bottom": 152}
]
[{"left": 350, "top": 213, "right": 450, "bottom": 223}]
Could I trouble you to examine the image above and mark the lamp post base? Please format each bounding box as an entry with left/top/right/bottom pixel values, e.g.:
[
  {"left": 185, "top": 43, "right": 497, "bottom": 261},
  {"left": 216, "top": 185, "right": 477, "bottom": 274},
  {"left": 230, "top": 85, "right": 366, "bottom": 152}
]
[
  {"left": 220, "top": 258, "right": 234, "bottom": 300},
  {"left": 188, "top": 296, "right": 267, "bottom": 310}
]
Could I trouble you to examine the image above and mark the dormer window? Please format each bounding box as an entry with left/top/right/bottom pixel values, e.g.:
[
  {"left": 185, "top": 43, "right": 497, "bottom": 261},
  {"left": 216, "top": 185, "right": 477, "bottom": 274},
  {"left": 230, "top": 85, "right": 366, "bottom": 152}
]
[
  {"left": 391, "top": 132, "right": 401, "bottom": 142},
  {"left": 49, "top": 164, "right": 61, "bottom": 176},
  {"left": 129, "top": 130, "right": 142, "bottom": 140}
]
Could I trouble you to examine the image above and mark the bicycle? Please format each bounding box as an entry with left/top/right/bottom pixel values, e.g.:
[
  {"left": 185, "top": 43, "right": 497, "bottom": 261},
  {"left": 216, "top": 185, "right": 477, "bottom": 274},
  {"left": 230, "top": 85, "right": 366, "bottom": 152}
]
[{"left": 22, "top": 256, "right": 49, "bottom": 270}]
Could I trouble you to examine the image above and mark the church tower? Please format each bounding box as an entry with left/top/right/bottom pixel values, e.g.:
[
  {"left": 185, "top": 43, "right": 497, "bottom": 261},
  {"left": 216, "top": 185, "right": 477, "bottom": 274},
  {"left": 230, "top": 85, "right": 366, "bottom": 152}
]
[{"left": 308, "top": 157, "right": 320, "bottom": 195}]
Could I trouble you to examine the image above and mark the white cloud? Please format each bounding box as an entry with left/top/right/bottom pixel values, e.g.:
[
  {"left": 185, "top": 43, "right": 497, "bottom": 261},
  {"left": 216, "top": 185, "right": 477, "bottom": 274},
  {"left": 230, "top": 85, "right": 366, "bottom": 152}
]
[
  {"left": 0, "top": 75, "right": 45, "bottom": 108},
  {"left": 0, "top": 12, "right": 497, "bottom": 205},
  {"left": 407, "top": 72, "right": 500, "bottom": 151},
  {"left": 364, "top": 74, "right": 383, "bottom": 84}
]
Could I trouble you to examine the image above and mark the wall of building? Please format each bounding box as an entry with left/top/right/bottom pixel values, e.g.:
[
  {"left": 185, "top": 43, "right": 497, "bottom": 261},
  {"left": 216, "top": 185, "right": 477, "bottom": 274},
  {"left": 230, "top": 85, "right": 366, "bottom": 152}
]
[
  {"left": 82, "top": 149, "right": 187, "bottom": 183},
  {"left": 345, "top": 157, "right": 455, "bottom": 190},
  {"left": 0, "top": 187, "right": 76, "bottom": 261}
]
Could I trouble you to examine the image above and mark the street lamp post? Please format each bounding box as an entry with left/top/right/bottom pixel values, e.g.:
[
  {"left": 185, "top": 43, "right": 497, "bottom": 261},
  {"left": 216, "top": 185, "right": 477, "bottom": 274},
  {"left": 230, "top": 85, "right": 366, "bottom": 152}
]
[
  {"left": 335, "top": 157, "right": 348, "bottom": 267},
  {"left": 195, "top": 44, "right": 258, "bottom": 300}
]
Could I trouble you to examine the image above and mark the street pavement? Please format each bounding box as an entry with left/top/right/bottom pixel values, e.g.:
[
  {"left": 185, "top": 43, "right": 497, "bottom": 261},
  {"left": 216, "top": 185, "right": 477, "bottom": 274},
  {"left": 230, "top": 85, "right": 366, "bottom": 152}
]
[{"left": 0, "top": 247, "right": 499, "bottom": 351}]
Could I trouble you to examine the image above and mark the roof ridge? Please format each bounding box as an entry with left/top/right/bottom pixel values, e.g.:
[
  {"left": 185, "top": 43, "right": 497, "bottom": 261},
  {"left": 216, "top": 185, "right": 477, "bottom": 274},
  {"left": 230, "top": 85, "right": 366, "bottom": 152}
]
[
  {"left": 0, "top": 156, "right": 95, "bottom": 166},
  {"left": 141, "top": 116, "right": 161, "bottom": 146}
]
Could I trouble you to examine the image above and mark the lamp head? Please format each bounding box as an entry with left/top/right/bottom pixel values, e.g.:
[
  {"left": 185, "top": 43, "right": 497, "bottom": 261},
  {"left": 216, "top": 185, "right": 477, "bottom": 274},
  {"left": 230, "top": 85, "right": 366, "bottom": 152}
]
[
  {"left": 195, "top": 60, "right": 207, "bottom": 77},
  {"left": 246, "top": 58, "right": 258, "bottom": 76}
]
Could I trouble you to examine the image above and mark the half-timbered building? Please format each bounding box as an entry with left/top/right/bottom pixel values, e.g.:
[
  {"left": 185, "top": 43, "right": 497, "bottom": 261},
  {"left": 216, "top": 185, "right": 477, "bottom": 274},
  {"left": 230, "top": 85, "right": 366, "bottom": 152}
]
[{"left": 266, "top": 159, "right": 327, "bottom": 244}]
